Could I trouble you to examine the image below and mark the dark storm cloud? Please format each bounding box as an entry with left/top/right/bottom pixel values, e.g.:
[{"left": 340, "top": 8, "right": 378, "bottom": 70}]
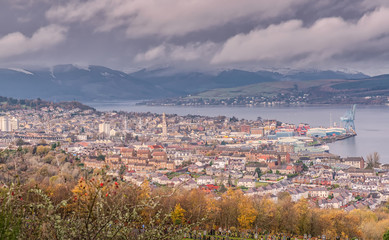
[{"left": 1, "top": 0, "right": 389, "bottom": 74}]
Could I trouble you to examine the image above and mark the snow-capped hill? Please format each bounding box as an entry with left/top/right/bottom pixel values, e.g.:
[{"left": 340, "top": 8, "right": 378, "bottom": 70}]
[{"left": 8, "top": 68, "right": 34, "bottom": 75}]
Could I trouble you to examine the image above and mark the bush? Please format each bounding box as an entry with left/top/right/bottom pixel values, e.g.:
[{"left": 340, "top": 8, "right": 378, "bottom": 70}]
[
  {"left": 383, "top": 229, "right": 389, "bottom": 240},
  {"left": 0, "top": 177, "right": 192, "bottom": 239}
]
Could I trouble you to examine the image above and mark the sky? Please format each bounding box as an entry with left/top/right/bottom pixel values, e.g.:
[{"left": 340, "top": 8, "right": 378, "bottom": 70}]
[{"left": 1, "top": 0, "right": 389, "bottom": 75}]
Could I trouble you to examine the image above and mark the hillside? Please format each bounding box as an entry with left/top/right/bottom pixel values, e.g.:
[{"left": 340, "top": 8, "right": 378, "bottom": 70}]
[
  {"left": 0, "top": 65, "right": 371, "bottom": 102},
  {"left": 0, "top": 65, "right": 171, "bottom": 101},
  {"left": 133, "top": 69, "right": 283, "bottom": 95},
  {"left": 191, "top": 75, "right": 389, "bottom": 104},
  {"left": 0, "top": 96, "right": 95, "bottom": 111}
]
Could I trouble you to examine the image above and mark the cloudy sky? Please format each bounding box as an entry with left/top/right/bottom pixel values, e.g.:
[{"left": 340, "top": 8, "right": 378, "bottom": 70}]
[{"left": 1, "top": 0, "right": 389, "bottom": 75}]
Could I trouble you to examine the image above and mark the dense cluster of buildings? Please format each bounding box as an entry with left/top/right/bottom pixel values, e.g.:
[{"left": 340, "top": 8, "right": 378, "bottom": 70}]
[{"left": 0, "top": 106, "right": 387, "bottom": 210}]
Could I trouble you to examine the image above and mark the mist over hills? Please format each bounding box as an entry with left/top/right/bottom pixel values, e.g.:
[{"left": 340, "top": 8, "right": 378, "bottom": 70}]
[{"left": 0, "top": 64, "right": 385, "bottom": 102}]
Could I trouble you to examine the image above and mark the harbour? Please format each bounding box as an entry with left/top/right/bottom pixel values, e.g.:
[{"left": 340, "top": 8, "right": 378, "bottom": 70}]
[{"left": 86, "top": 101, "right": 389, "bottom": 163}]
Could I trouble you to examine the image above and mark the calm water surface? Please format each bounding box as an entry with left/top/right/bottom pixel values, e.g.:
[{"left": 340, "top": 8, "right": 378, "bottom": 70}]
[{"left": 86, "top": 101, "right": 389, "bottom": 163}]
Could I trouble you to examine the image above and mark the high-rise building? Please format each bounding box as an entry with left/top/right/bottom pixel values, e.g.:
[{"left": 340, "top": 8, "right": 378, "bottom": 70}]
[
  {"left": 10, "top": 118, "right": 19, "bottom": 131},
  {"left": 98, "top": 122, "right": 111, "bottom": 136},
  {"left": 123, "top": 117, "right": 128, "bottom": 131},
  {"left": 0, "top": 116, "right": 9, "bottom": 132},
  {"left": 162, "top": 113, "right": 167, "bottom": 138},
  {"left": 0, "top": 116, "right": 19, "bottom": 132}
]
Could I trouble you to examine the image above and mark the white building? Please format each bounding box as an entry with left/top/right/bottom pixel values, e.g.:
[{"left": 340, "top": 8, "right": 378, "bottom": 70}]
[
  {"left": 98, "top": 122, "right": 111, "bottom": 136},
  {"left": 0, "top": 116, "right": 19, "bottom": 132},
  {"left": 237, "top": 178, "right": 256, "bottom": 188},
  {"left": 109, "top": 129, "right": 117, "bottom": 137},
  {"left": 77, "top": 134, "right": 88, "bottom": 141},
  {"left": 197, "top": 176, "right": 215, "bottom": 185}
]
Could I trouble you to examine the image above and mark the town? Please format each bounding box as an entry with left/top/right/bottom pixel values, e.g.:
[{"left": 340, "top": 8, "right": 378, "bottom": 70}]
[
  {"left": 138, "top": 94, "right": 389, "bottom": 107},
  {"left": 0, "top": 103, "right": 386, "bottom": 214}
]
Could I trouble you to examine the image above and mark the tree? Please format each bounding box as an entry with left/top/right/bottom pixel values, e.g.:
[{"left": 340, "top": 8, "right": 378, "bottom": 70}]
[
  {"left": 302, "top": 164, "right": 308, "bottom": 171},
  {"left": 320, "top": 210, "right": 360, "bottom": 239},
  {"left": 171, "top": 203, "right": 186, "bottom": 225},
  {"left": 383, "top": 228, "right": 389, "bottom": 240},
  {"left": 237, "top": 196, "right": 257, "bottom": 230},
  {"left": 15, "top": 139, "right": 28, "bottom": 146},
  {"left": 255, "top": 167, "right": 262, "bottom": 178},
  {"left": 36, "top": 145, "right": 50, "bottom": 156},
  {"left": 219, "top": 188, "right": 241, "bottom": 228},
  {"left": 294, "top": 198, "right": 312, "bottom": 235},
  {"left": 205, "top": 194, "right": 220, "bottom": 228},
  {"left": 230, "top": 116, "right": 238, "bottom": 122},
  {"left": 180, "top": 189, "right": 207, "bottom": 226},
  {"left": 366, "top": 152, "right": 380, "bottom": 169},
  {"left": 119, "top": 164, "right": 126, "bottom": 176},
  {"left": 139, "top": 179, "right": 151, "bottom": 200},
  {"left": 219, "top": 184, "right": 227, "bottom": 193},
  {"left": 51, "top": 143, "right": 57, "bottom": 150},
  {"left": 276, "top": 192, "right": 296, "bottom": 233},
  {"left": 253, "top": 196, "right": 277, "bottom": 232}
]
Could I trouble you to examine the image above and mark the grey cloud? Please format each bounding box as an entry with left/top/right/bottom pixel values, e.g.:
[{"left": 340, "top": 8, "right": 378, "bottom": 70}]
[
  {"left": 0, "top": 25, "right": 67, "bottom": 59},
  {"left": 135, "top": 45, "right": 167, "bottom": 62},
  {"left": 361, "top": 0, "right": 389, "bottom": 8},
  {"left": 4, "top": 0, "right": 50, "bottom": 9},
  {"left": 1, "top": 0, "right": 389, "bottom": 75},
  {"left": 135, "top": 42, "right": 218, "bottom": 63},
  {"left": 46, "top": 0, "right": 309, "bottom": 38},
  {"left": 211, "top": 8, "right": 389, "bottom": 73}
]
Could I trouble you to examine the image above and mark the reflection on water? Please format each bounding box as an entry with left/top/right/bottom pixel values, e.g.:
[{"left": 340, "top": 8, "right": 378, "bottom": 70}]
[{"left": 85, "top": 102, "right": 389, "bottom": 163}]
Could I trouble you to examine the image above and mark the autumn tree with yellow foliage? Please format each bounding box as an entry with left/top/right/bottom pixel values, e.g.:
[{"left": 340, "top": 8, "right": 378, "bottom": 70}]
[
  {"left": 237, "top": 195, "right": 257, "bottom": 229},
  {"left": 219, "top": 188, "right": 241, "bottom": 228},
  {"left": 171, "top": 203, "right": 186, "bottom": 225},
  {"left": 293, "top": 198, "right": 312, "bottom": 235},
  {"left": 253, "top": 196, "right": 277, "bottom": 232}
]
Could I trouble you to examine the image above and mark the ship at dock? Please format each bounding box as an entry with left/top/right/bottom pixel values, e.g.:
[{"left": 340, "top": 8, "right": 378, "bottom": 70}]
[{"left": 306, "top": 105, "right": 357, "bottom": 143}]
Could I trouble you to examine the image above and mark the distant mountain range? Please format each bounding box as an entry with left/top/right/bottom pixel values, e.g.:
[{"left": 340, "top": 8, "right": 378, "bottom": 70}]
[
  {"left": 0, "top": 64, "right": 387, "bottom": 102},
  {"left": 0, "top": 65, "right": 164, "bottom": 101}
]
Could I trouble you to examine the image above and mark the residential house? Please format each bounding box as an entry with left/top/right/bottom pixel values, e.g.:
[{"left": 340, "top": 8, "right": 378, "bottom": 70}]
[
  {"left": 309, "top": 187, "right": 329, "bottom": 198},
  {"left": 343, "top": 157, "right": 364, "bottom": 169},
  {"left": 197, "top": 176, "right": 215, "bottom": 185},
  {"left": 237, "top": 178, "right": 256, "bottom": 188}
]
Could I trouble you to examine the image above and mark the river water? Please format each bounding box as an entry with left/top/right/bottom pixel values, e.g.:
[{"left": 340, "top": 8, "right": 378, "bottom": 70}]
[{"left": 86, "top": 101, "right": 389, "bottom": 163}]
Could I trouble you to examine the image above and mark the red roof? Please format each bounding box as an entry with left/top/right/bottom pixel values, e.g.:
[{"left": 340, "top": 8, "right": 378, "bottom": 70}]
[
  {"left": 205, "top": 184, "right": 219, "bottom": 190},
  {"left": 120, "top": 147, "right": 134, "bottom": 152},
  {"left": 78, "top": 142, "right": 89, "bottom": 147},
  {"left": 148, "top": 145, "right": 164, "bottom": 149}
]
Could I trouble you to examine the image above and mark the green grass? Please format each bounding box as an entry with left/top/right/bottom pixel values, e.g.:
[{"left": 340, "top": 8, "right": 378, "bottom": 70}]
[
  {"left": 166, "top": 172, "right": 182, "bottom": 179},
  {"left": 255, "top": 182, "right": 269, "bottom": 187},
  {"left": 190, "top": 173, "right": 202, "bottom": 179}
]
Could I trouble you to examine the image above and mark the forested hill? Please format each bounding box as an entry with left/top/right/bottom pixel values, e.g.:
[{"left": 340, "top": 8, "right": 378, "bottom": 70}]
[{"left": 0, "top": 96, "right": 95, "bottom": 111}]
